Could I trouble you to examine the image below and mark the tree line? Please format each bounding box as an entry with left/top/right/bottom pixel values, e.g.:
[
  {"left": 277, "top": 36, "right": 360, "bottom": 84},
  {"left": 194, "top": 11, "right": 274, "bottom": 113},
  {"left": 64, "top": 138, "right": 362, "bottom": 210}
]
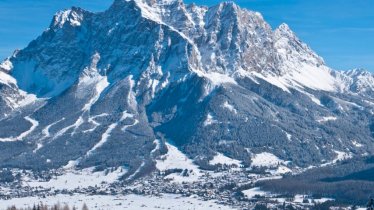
[{"left": 6, "top": 203, "right": 89, "bottom": 210}]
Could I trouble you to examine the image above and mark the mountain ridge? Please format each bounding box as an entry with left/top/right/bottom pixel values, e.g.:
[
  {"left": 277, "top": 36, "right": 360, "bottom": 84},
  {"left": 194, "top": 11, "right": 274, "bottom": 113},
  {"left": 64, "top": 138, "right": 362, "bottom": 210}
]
[{"left": 0, "top": 0, "right": 373, "bottom": 179}]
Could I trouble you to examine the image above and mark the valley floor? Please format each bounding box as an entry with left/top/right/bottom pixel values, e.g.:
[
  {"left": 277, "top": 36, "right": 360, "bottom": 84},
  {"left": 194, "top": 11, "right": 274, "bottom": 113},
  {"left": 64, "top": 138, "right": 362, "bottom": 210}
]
[
  {"left": 1, "top": 149, "right": 372, "bottom": 209},
  {"left": 0, "top": 193, "right": 234, "bottom": 210}
]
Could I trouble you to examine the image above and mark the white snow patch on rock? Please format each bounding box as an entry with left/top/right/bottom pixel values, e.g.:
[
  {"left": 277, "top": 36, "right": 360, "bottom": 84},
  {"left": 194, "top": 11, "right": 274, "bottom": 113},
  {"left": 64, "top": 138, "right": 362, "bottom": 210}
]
[
  {"left": 53, "top": 9, "right": 83, "bottom": 28},
  {"left": 127, "top": 161, "right": 146, "bottom": 181},
  {"left": 309, "top": 95, "right": 322, "bottom": 106},
  {"left": 284, "top": 64, "right": 337, "bottom": 92},
  {"left": 222, "top": 101, "right": 237, "bottom": 114},
  {"left": 317, "top": 116, "right": 337, "bottom": 123},
  {"left": 0, "top": 59, "right": 13, "bottom": 72},
  {"left": 250, "top": 71, "right": 290, "bottom": 93},
  {"left": 296, "top": 89, "right": 322, "bottom": 106},
  {"left": 80, "top": 76, "right": 109, "bottom": 113},
  {"left": 83, "top": 113, "right": 108, "bottom": 133},
  {"left": 0, "top": 71, "right": 16, "bottom": 86},
  {"left": 33, "top": 118, "right": 66, "bottom": 152},
  {"left": 248, "top": 64, "right": 339, "bottom": 94},
  {"left": 203, "top": 72, "right": 237, "bottom": 86},
  {"left": 120, "top": 111, "right": 139, "bottom": 132},
  {"left": 194, "top": 70, "right": 238, "bottom": 98},
  {"left": 63, "top": 160, "right": 80, "bottom": 170},
  {"left": 203, "top": 113, "right": 218, "bottom": 126},
  {"left": 283, "top": 131, "right": 292, "bottom": 141},
  {"left": 333, "top": 150, "right": 352, "bottom": 162},
  {"left": 85, "top": 123, "right": 117, "bottom": 157},
  {"left": 134, "top": 0, "right": 163, "bottom": 23},
  {"left": 121, "top": 111, "right": 134, "bottom": 121},
  {"left": 42, "top": 118, "right": 65, "bottom": 138},
  {"left": 352, "top": 140, "right": 363, "bottom": 148},
  {"left": 76, "top": 52, "right": 110, "bottom": 113},
  {"left": 19, "top": 92, "right": 38, "bottom": 107},
  {"left": 127, "top": 76, "right": 138, "bottom": 110},
  {"left": 54, "top": 117, "right": 84, "bottom": 139}
]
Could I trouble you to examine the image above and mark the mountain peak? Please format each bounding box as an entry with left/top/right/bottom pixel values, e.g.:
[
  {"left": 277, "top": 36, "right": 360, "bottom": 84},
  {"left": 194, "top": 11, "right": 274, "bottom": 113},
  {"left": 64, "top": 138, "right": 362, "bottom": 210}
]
[
  {"left": 278, "top": 23, "right": 290, "bottom": 30},
  {"left": 275, "top": 23, "right": 297, "bottom": 38},
  {"left": 50, "top": 7, "right": 89, "bottom": 29},
  {"left": 337, "top": 68, "right": 374, "bottom": 94},
  {"left": 113, "top": 0, "right": 180, "bottom": 7},
  {"left": 0, "top": 59, "right": 13, "bottom": 73},
  {"left": 345, "top": 68, "right": 372, "bottom": 76},
  {"left": 274, "top": 22, "right": 325, "bottom": 68},
  {"left": 218, "top": 1, "right": 239, "bottom": 8},
  {"left": 214, "top": 1, "right": 243, "bottom": 16}
]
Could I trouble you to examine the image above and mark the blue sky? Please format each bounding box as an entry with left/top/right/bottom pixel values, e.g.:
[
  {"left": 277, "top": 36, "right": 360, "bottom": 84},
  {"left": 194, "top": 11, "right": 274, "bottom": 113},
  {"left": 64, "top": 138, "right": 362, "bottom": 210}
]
[{"left": 0, "top": 0, "right": 373, "bottom": 71}]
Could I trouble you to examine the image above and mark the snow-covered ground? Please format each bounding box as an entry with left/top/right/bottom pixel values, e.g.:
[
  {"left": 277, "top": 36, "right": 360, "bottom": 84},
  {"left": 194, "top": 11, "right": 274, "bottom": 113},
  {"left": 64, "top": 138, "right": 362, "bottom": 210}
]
[
  {"left": 283, "top": 130, "right": 292, "bottom": 141},
  {"left": 321, "top": 150, "right": 352, "bottom": 167},
  {"left": 209, "top": 153, "right": 242, "bottom": 167},
  {"left": 0, "top": 69, "right": 17, "bottom": 86},
  {"left": 23, "top": 167, "right": 127, "bottom": 191},
  {"left": 293, "top": 194, "right": 334, "bottom": 204},
  {"left": 80, "top": 74, "right": 109, "bottom": 113},
  {"left": 269, "top": 165, "right": 292, "bottom": 175},
  {"left": 156, "top": 143, "right": 202, "bottom": 183},
  {"left": 243, "top": 187, "right": 269, "bottom": 199},
  {"left": 0, "top": 194, "right": 235, "bottom": 210},
  {"left": 85, "top": 123, "right": 118, "bottom": 157},
  {"left": 0, "top": 59, "right": 13, "bottom": 72},
  {"left": 249, "top": 152, "right": 292, "bottom": 175},
  {"left": 78, "top": 52, "right": 109, "bottom": 113},
  {"left": 332, "top": 150, "right": 352, "bottom": 163},
  {"left": 317, "top": 116, "right": 337, "bottom": 123},
  {"left": 53, "top": 117, "right": 84, "bottom": 139},
  {"left": 352, "top": 140, "right": 363, "bottom": 148},
  {"left": 222, "top": 101, "right": 237, "bottom": 114},
  {"left": 203, "top": 113, "right": 218, "bottom": 126},
  {"left": 251, "top": 152, "right": 285, "bottom": 168},
  {"left": 243, "top": 188, "right": 333, "bottom": 205},
  {"left": 121, "top": 114, "right": 139, "bottom": 132}
]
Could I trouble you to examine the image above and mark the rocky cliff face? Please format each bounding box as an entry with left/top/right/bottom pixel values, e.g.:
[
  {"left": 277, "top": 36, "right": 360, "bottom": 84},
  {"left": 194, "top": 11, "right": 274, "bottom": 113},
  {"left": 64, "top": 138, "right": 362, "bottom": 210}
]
[{"left": 0, "top": 0, "right": 373, "bottom": 178}]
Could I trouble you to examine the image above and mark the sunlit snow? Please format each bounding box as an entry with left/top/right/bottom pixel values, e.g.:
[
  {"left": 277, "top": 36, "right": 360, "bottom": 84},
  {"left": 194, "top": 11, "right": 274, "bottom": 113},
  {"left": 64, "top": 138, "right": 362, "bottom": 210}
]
[{"left": 209, "top": 153, "right": 242, "bottom": 167}]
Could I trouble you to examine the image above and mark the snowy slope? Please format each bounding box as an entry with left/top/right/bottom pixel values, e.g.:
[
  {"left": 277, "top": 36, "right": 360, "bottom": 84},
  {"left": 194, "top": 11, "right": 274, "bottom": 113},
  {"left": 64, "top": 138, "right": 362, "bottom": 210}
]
[
  {"left": 24, "top": 167, "right": 127, "bottom": 190},
  {"left": 156, "top": 143, "right": 202, "bottom": 182},
  {"left": 0, "top": 194, "right": 234, "bottom": 210}
]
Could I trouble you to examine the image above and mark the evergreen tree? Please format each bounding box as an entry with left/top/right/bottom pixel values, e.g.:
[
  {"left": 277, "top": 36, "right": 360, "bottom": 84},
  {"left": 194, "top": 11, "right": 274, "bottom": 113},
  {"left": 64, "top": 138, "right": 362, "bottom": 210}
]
[{"left": 367, "top": 197, "right": 374, "bottom": 210}]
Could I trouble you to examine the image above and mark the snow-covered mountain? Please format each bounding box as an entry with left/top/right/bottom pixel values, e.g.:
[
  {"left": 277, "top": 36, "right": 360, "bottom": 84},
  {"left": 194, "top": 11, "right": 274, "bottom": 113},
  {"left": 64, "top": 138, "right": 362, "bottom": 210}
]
[
  {"left": 0, "top": 0, "right": 374, "bottom": 185},
  {"left": 335, "top": 68, "right": 374, "bottom": 97}
]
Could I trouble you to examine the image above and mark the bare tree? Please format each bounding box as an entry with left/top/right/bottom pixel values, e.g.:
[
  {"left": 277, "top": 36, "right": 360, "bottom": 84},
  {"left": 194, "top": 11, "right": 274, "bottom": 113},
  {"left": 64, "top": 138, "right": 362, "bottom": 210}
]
[
  {"left": 81, "top": 203, "right": 89, "bottom": 210},
  {"left": 63, "top": 204, "right": 70, "bottom": 210}
]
